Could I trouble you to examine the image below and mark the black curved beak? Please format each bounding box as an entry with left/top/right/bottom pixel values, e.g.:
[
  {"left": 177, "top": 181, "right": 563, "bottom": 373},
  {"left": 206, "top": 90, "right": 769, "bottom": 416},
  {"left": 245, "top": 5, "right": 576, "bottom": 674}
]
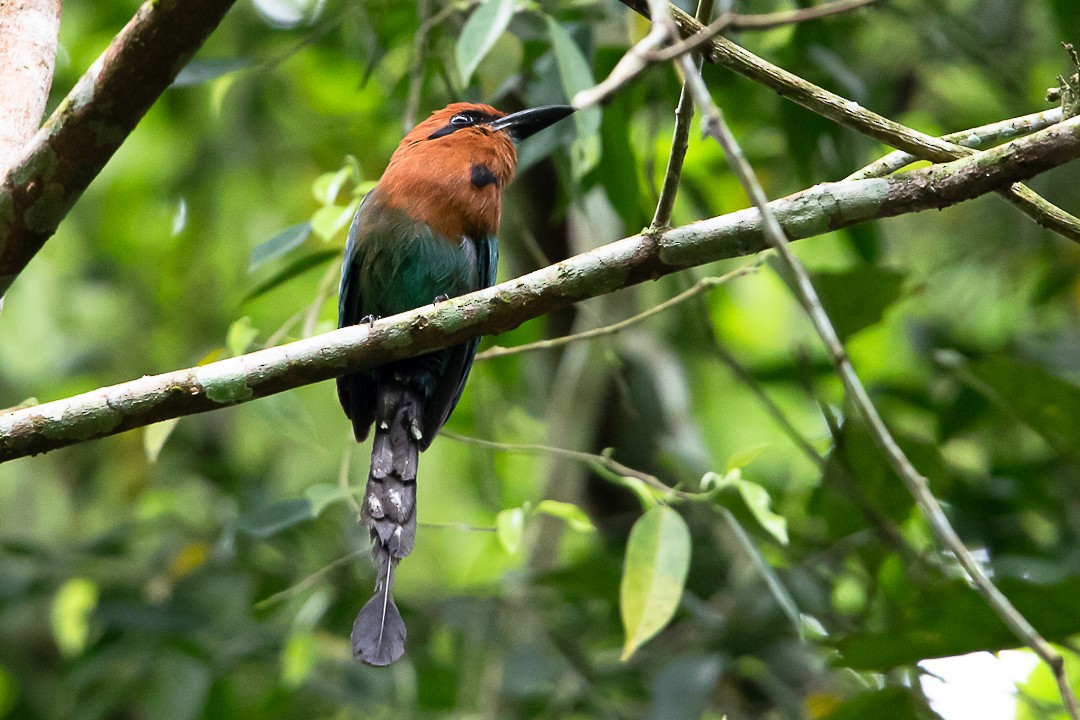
[{"left": 488, "top": 105, "right": 575, "bottom": 142}]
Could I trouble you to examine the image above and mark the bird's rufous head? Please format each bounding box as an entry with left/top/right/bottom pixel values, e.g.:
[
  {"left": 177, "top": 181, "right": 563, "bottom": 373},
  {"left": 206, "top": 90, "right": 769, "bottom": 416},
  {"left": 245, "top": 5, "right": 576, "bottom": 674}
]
[{"left": 376, "top": 102, "right": 574, "bottom": 239}]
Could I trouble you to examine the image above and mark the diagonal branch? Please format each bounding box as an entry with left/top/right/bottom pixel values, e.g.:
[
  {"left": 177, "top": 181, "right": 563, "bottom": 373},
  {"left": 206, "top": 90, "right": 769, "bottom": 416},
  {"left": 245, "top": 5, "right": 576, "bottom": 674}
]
[
  {"left": 680, "top": 52, "right": 1080, "bottom": 719},
  {"left": 0, "top": 0, "right": 237, "bottom": 298},
  {"left": 618, "top": 0, "right": 1080, "bottom": 244},
  {"left": 2, "top": 114, "right": 1080, "bottom": 462},
  {"left": 0, "top": 0, "right": 62, "bottom": 314},
  {"left": 475, "top": 264, "right": 757, "bottom": 360},
  {"left": 0, "top": 0, "right": 61, "bottom": 173}
]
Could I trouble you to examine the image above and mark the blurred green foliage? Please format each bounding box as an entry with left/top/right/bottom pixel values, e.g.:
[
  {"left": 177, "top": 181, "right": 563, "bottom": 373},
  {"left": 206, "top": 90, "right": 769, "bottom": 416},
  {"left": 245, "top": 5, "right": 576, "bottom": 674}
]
[{"left": 2, "top": 0, "right": 1080, "bottom": 718}]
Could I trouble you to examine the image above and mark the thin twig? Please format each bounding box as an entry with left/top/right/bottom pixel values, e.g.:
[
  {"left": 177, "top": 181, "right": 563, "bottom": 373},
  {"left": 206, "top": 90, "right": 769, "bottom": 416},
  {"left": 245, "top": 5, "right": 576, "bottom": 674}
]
[
  {"left": 847, "top": 107, "right": 1065, "bottom": 180},
  {"left": 338, "top": 442, "right": 361, "bottom": 516},
  {"left": 618, "top": 0, "right": 1080, "bottom": 244},
  {"left": 650, "top": 0, "right": 716, "bottom": 229},
  {"left": 442, "top": 430, "right": 692, "bottom": 499},
  {"left": 726, "top": 0, "right": 880, "bottom": 31},
  {"left": 264, "top": 306, "right": 308, "bottom": 348},
  {"left": 645, "top": 11, "right": 733, "bottom": 64},
  {"left": 573, "top": 0, "right": 880, "bottom": 110},
  {"left": 417, "top": 520, "right": 497, "bottom": 532},
  {"left": 651, "top": 78, "right": 698, "bottom": 229},
  {"left": 476, "top": 264, "right": 756, "bottom": 361},
  {"left": 254, "top": 548, "right": 369, "bottom": 609},
  {"left": 816, "top": 392, "right": 915, "bottom": 558},
  {"left": 301, "top": 259, "right": 340, "bottom": 338},
  {"left": 571, "top": 0, "right": 679, "bottom": 109},
  {"left": 678, "top": 56, "right": 1080, "bottom": 720},
  {"left": 684, "top": 271, "right": 824, "bottom": 468}
]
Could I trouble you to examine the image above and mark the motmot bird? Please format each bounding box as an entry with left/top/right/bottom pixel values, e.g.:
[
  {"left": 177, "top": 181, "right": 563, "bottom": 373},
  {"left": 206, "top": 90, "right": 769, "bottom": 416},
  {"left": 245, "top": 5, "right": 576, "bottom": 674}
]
[{"left": 337, "top": 102, "right": 574, "bottom": 666}]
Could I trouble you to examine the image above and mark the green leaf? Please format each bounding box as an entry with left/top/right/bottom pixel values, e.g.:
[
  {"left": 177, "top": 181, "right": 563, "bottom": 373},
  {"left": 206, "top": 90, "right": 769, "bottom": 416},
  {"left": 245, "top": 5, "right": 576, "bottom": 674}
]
[
  {"left": 620, "top": 506, "right": 692, "bottom": 660},
  {"left": 311, "top": 167, "right": 352, "bottom": 206},
  {"left": 143, "top": 418, "right": 180, "bottom": 463},
  {"left": 536, "top": 499, "right": 594, "bottom": 532},
  {"left": 965, "top": 356, "right": 1080, "bottom": 453},
  {"left": 1018, "top": 647, "right": 1079, "bottom": 720},
  {"left": 455, "top": 0, "right": 517, "bottom": 86},
  {"left": 733, "top": 478, "right": 789, "bottom": 545},
  {"left": 235, "top": 499, "right": 313, "bottom": 539},
  {"left": 496, "top": 507, "right": 525, "bottom": 553},
  {"left": 609, "top": 474, "right": 663, "bottom": 509},
  {"left": 226, "top": 316, "right": 259, "bottom": 357},
  {"left": 249, "top": 222, "right": 311, "bottom": 272},
  {"left": 702, "top": 472, "right": 788, "bottom": 545},
  {"left": 244, "top": 250, "right": 339, "bottom": 302},
  {"left": 310, "top": 198, "right": 360, "bottom": 241},
  {"left": 836, "top": 576, "right": 1080, "bottom": 670},
  {"left": 173, "top": 58, "right": 252, "bottom": 88},
  {"left": 546, "top": 17, "right": 601, "bottom": 177},
  {"left": 726, "top": 444, "right": 768, "bottom": 472},
  {"left": 304, "top": 484, "right": 351, "bottom": 517},
  {"left": 51, "top": 578, "right": 99, "bottom": 658},
  {"left": 808, "top": 265, "right": 906, "bottom": 341},
  {"left": 281, "top": 632, "right": 318, "bottom": 688}
]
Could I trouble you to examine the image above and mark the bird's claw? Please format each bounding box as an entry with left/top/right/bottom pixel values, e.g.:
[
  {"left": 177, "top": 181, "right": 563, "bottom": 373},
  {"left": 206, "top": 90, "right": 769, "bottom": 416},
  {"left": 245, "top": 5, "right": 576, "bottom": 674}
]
[
  {"left": 360, "top": 314, "right": 381, "bottom": 326},
  {"left": 432, "top": 294, "right": 450, "bottom": 305}
]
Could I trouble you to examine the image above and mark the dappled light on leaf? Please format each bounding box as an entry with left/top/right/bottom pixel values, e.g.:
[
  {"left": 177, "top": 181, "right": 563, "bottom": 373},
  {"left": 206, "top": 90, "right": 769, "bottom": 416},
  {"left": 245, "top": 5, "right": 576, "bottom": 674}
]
[{"left": 620, "top": 506, "right": 692, "bottom": 661}]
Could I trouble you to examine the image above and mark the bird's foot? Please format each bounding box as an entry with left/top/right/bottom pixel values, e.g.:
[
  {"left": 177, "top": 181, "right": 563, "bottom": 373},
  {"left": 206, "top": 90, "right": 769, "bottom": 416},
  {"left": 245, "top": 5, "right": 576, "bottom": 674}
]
[
  {"left": 432, "top": 294, "right": 450, "bottom": 305},
  {"left": 360, "top": 314, "right": 381, "bottom": 326}
]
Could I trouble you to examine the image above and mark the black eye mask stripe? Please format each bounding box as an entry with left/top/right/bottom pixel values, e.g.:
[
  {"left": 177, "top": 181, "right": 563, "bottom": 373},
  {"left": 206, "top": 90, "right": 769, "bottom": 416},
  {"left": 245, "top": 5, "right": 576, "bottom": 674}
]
[{"left": 425, "top": 111, "right": 502, "bottom": 140}]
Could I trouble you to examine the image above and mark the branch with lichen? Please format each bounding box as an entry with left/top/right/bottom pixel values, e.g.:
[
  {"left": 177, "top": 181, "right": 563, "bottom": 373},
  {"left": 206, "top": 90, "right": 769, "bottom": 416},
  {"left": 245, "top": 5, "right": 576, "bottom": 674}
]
[
  {"left": 673, "top": 35, "right": 1080, "bottom": 715},
  {"left": 618, "top": 0, "right": 1080, "bottom": 244},
  {"left": 0, "top": 0, "right": 237, "bottom": 298},
  {"left": 3, "top": 113, "right": 1080, "bottom": 462}
]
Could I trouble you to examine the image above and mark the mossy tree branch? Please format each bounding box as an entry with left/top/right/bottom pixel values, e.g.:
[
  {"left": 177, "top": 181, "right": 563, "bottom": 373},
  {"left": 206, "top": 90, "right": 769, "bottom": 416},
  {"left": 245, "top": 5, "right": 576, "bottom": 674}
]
[
  {"left": 618, "top": 0, "right": 1080, "bottom": 243},
  {"left": 0, "top": 0, "right": 237, "bottom": 298},
  {"left": 3, "top": 113, "right": 1080, "bottom": 462}
]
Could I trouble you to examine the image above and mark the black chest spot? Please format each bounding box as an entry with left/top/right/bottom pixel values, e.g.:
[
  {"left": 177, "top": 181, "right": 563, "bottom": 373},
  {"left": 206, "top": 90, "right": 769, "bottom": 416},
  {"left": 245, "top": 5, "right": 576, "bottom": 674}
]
[{"left": 470, "top": 163, "right": 499, "bottom": 190}]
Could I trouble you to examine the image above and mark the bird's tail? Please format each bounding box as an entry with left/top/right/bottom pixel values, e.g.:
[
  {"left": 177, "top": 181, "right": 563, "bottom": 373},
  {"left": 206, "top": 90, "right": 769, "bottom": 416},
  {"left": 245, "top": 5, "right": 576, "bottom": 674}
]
[{"left": 351, "top": 379, "right": 421, "bottom": 666}]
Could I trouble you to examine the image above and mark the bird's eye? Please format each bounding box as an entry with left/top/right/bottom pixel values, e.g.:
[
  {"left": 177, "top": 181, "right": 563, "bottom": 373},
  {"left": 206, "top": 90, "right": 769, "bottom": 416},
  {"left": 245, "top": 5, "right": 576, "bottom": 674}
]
[{"left": 450, "top": 113, "right": 471, "bottom": 126}]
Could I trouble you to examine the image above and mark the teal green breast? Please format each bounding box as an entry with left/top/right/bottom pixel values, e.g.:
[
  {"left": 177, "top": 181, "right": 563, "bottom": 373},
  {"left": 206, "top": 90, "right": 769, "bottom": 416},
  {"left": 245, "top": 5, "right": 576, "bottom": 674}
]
[
  {"left": 337, "top": 190, "right": 498, "bottom": 445},
  {"left": 356, "top": 206, "right": 483, "bottom": 317}
]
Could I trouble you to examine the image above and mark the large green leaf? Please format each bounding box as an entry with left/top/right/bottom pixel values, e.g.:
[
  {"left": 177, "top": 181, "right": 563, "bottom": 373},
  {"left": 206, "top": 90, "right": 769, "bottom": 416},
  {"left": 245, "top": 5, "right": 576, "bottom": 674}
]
[
  {"left": 234, "top": 499, "right": 313, "bottom": 539},
  {"left": 836, "top": 576, "right": 1080, "bottom": 670},
  {"left": 964, "top": 356, "right": 1080, "bottom": 453},
  {"left": 455, "top": 0, "right": 517, "bottom": 86},
  {"left": 809, "top": 265, "right": 906, "bottom": 342},
  {"left": 620, "top": 506, "right": 692, "bottom": 660},
  {"left": 546, "top": 18, "right": 601, "bottom": 178}
]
